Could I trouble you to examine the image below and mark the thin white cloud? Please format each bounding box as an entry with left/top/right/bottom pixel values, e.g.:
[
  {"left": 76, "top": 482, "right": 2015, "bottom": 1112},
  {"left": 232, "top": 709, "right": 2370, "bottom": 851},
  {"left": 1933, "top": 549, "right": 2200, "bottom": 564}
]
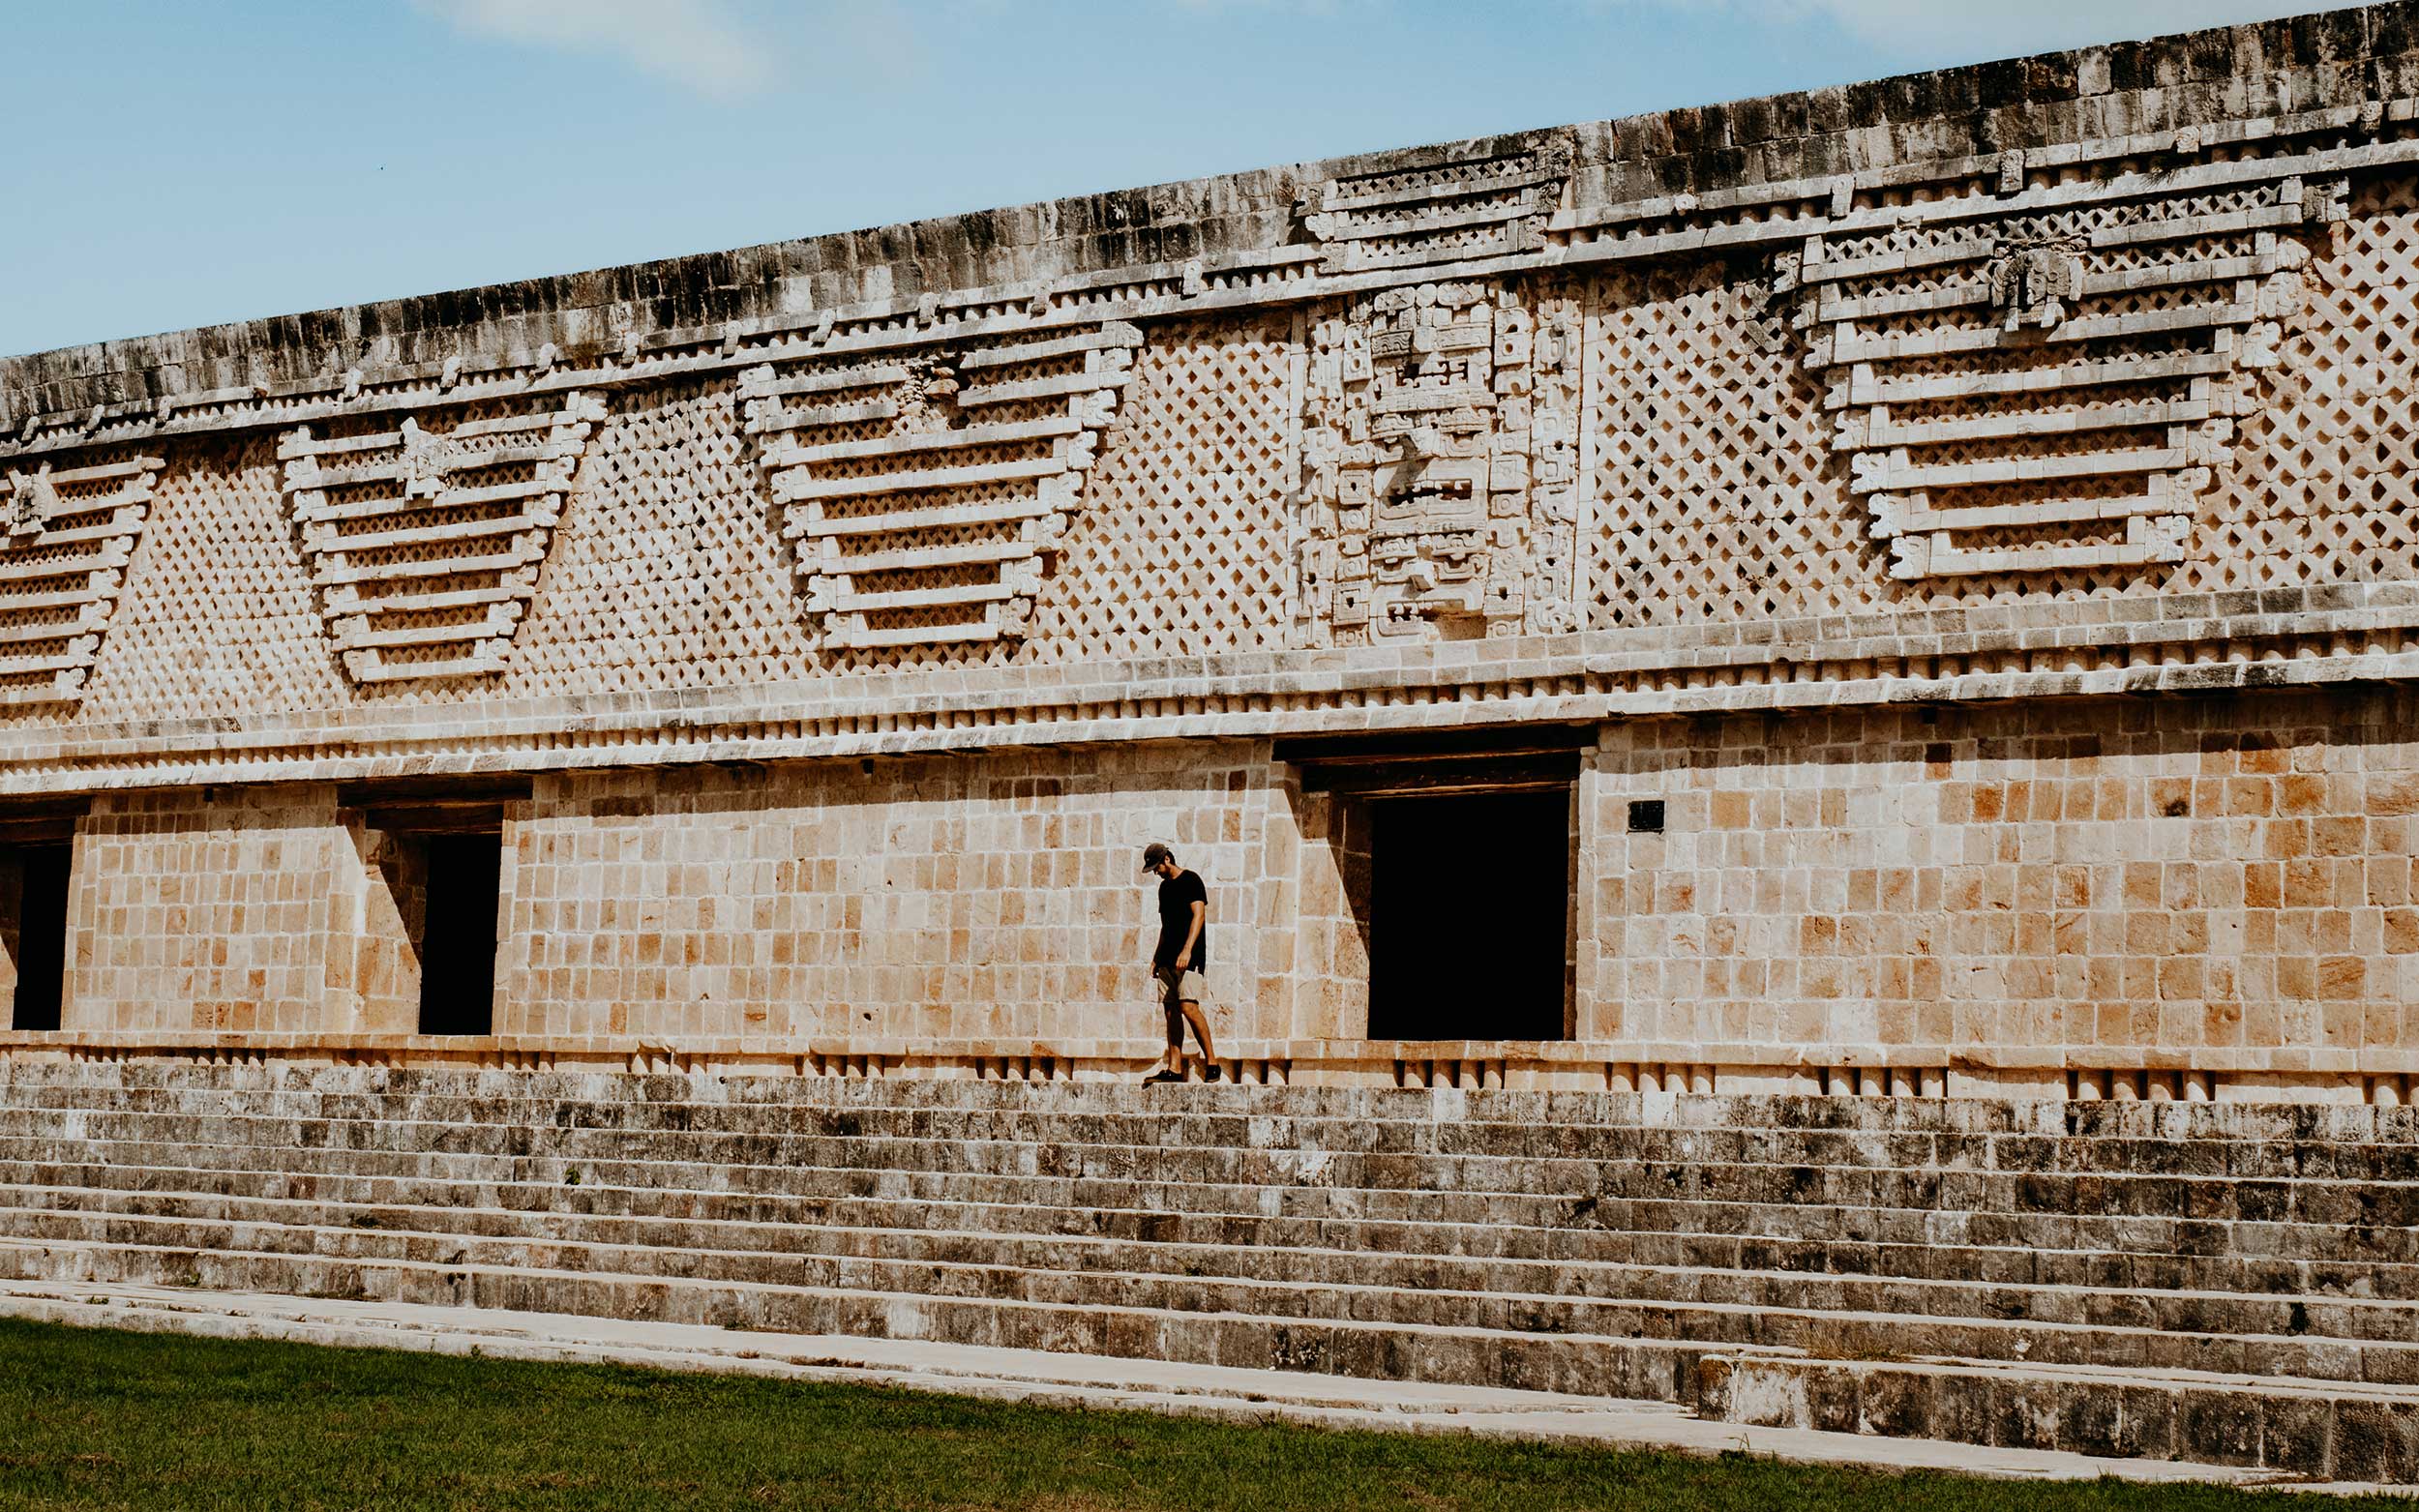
[
  {"left": 1622, "top": 0, "right": 2322, "bottom": 61},
  {"left": 416, "top": 0, "right": 780, "bottom": 100}
]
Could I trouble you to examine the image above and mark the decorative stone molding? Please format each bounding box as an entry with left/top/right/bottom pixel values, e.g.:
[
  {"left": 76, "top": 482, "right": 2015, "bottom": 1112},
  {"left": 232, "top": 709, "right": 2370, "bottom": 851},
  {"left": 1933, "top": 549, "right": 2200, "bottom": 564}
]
[
  {"left": 1297, "top": 133, "right": 1573, "bottom": 276},
  {"left": 5, "top": 104, "right": 2416, "bottom": 468},
  {"left": 1778, "top": 175, "right": 2336, "bottom": 581},
  {"left": 738, "top": 321, "right": 1141, "bottom": 650},
  {"left": 0, "top": 1029, "right": 2403, "bottom": 1103},
  {"left": 1, "top": 580, "right": 2413, "bottom": 794},
  {"left": 0, "top": 53, "right": 2405, "bottom": 773},
  {"left": 0, "top": 450, "right": 162, "bottom": 706},
  {"left": 277, "top": 391, "right": 605, "bottom": 684},
  {"left": 1296, "top": 281, "right": 1581, "bottom": 644}
]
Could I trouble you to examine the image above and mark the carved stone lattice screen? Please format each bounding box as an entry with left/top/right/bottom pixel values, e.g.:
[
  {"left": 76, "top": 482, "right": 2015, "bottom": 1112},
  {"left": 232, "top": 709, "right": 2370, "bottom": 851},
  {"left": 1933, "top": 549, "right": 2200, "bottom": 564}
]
[
  {"left": 1034, "top": 315, "right": 1298, "bottom": 663},
  {"left": 2195, "top": 175, "right": 2419, "bottom": 595},
  {"left": 1783, "top": 175, "right": 2336, "bottom": 580},
  {"left": 738, "top": 322, "right": 1140, "bottom": 651},
  {"left": 0, "top": 451, "right": 162, "bottom": 705},
  {"left": 1581, "top": 265, "right": 1855, "bottom": 629},
  {"left": 277, "top": 392, "right": 604, "bottom": 685},
  {"left": 1297, "top": 282, "right": 1582, "bottom": 643}
]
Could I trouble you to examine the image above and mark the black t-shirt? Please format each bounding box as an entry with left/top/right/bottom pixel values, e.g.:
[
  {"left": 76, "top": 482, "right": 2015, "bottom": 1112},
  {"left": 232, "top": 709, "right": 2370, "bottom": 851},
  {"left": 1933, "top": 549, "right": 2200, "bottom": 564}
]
[{"left": 1155, "top": 869, "right": 1209, "bottom": 973}]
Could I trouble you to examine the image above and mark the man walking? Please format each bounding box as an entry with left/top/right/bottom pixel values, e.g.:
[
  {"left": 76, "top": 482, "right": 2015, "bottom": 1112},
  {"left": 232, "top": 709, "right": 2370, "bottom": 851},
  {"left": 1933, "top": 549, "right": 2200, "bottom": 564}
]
[{"left": 1141, "top": 842, "right": 1219, "bottom": 1083}]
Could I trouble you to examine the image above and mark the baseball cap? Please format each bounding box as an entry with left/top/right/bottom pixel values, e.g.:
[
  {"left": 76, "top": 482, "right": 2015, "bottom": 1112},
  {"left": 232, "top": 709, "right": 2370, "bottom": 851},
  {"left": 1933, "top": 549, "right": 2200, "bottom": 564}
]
[{"left": 1140, "top": 842, "right": 1173, "bottom": 873}]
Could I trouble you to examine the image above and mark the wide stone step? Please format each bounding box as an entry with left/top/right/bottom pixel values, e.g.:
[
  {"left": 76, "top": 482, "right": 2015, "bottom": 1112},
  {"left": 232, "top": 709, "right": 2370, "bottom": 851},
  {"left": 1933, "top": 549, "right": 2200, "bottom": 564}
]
[
  {"left": 13, "top": 1077, "right": 2419, "bottom": 1172},
  {"left": 14, "top": 1143, "right": 2419, "bottom": 1301},
  {"left": 9, "top": 1085, "right": 2415, "bottom": 1182},
  {"left": 10, "top": 1182, "right": 2418, "bottom": 1348},
  {"left": 2, "top": 1208, "right": 2406, "bottom": 1404},
  {"left": 22, "top": 1158, "right": 2418, "bottom": 1309},
  {"left": 1697, "top": 1351, "right": 2419, "bottom": 1483},
  {"left": 0, "top": 1234, "right": 1737, "bottom": 1404},
  {"left": 11, "top": 1111, "right": 2419, "bottom": 1234},
  {"left": 11, "top": 1127, "right": 2419, "bottom": 1276},
  {"left": 0, "top": 1278, "right": 2356, "bottom": 1488},
  {"left": 6, "top": 1219, "right": 2419, "bottom": 1436}
]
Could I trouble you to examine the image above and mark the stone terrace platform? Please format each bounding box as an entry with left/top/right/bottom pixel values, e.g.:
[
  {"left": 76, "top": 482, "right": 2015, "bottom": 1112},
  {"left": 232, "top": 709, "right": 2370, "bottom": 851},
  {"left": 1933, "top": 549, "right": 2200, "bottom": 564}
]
[{"left": 9, "top": 1062, "right": 2419, "bottom": 1482}]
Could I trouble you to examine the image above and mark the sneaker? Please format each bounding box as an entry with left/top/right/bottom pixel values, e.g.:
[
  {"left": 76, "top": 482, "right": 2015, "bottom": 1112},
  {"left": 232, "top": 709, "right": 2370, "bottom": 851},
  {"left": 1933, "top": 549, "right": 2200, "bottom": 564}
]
[
  {"left": 1201, "top": 1063, "right": 1223, "bottom": 1082},
  {"left": 1141, "top": 1069, "right": 1183, "bottom": 1085}
]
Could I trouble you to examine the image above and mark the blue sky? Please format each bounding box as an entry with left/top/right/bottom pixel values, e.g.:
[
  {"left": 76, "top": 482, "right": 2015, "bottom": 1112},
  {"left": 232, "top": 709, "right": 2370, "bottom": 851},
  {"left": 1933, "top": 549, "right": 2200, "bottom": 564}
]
[{"left": 0, "top": 0, "right": 2316, "bottom": 358}]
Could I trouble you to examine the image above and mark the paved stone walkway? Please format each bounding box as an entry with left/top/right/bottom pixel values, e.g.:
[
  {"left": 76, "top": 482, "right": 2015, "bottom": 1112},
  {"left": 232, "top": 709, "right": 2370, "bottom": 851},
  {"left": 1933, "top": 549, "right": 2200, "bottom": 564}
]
[{"left": 0, "top": 1278, "right": 2394, "bottom": 1496}]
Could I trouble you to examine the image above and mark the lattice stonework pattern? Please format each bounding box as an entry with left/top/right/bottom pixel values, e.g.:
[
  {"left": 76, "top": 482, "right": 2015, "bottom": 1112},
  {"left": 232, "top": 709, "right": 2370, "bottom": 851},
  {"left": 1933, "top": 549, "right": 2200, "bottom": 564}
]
[
  {"left": 2200, "top": 176, "right": 2419, "bottom": 594},
  {"left": 738, "top": 323, "right": 1141, "bottom": 652},
  {"left": 1782, "top": 175, "right": 2337, "bottom": 580},
  {"left": 1032, "top": 314, "right": 1298, "bottom": 662},
  {"left": 1582, "top": 266, "right": 1857, "bottom": 630},
  {"left": 1298, "top": 279, "right": 1584, "bottom": 645},
  {"left": 277, "top": 393, "right": 605, "bottom": 684},
  {"left": 0, "top": 450, "right": 162, "bottom": 705}
]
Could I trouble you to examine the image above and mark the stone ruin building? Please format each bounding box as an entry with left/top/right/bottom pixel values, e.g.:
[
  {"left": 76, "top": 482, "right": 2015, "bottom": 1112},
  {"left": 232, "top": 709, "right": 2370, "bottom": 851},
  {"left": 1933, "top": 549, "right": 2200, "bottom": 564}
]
[{"left": 10, "top": 2, "right": 2419, "bottom": 1481}]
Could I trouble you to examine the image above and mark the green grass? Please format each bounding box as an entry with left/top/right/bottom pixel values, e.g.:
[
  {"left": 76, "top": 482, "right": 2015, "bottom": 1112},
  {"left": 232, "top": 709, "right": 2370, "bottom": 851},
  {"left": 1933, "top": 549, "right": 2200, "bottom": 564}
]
[{"left": 0, "top": 1318, "right": 2404, "bottom": 1511}]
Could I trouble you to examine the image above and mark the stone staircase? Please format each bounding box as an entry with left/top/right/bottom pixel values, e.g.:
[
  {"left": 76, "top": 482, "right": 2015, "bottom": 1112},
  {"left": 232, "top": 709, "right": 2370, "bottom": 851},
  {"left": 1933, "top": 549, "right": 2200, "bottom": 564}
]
[{"left": 2, "top": 1062, "right": 2417, "bottom": 1482}]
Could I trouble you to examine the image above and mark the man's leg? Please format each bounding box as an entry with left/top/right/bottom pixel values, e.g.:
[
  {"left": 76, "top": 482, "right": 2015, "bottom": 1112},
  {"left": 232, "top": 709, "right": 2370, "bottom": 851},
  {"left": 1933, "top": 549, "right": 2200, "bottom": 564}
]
[
  {"left": 1177, "top": 994, "right": 1216, "bottom": 1070},
  {"left": 1158, "top": 971, "right": 1186, "bottom": 1075}
]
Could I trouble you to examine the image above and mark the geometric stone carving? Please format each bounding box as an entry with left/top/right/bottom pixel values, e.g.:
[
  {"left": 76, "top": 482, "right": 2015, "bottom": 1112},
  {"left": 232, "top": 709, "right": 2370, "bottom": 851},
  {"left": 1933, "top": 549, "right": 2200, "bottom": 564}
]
[
  {"left": 1296, "top": 281, "right": 1581, "bottom": 643},
  {"left": 1787, "top": 177, "right": 2333, "bottom": 579},
  {"left": 738, "top": 322, "right": 1140, "bottom": 651},
  {"left": 1298, "top": 133, "right": 1571, "bottom": 277},
  {"left": 277, "top": 393, "right": 604, "bottom": 685},
  {"left": 0, "top": 451, "right": 162, "bottom": 705}
]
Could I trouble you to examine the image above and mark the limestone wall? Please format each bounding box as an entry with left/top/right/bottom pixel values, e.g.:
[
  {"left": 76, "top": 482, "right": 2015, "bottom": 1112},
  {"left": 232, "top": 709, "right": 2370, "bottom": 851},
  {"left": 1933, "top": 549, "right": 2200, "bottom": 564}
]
[
  {"left": 5, "top": 8, "right": 2419, "bottom": 1096},
  {"left": 64, "top": 786, "right": 419, "bottom": 1037},
  {"left": 499, "top": 747, "right": 1288, "bottom": 1057},
  {"left": 1584, "top": 689, "right": 2419, "bottom": 1099},
  {"left": 9, "top": 685, "right": 2418, "bottom": 1097},
  {"left": 0, "top": 9, "right": 2412, "bottom": 794}
]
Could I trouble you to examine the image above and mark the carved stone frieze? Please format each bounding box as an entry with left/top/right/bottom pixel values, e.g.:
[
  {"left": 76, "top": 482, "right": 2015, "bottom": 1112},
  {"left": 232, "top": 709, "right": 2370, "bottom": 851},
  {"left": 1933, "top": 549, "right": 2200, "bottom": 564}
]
[
  {"left": 1781, "top": 176, "right": 2336, "bottom": 580},
  {"left": 1297, "top": 134, "right": 1573, "bottom": 278},
  {"left": 0, "top": 451, "right": 162, "bottom": 705},
  {"left": 1295, "top": 280, "right": 1581, "bottom": 644},
  {"left": 738, "top": 321, "right": 1139, "bottom": 651},
  {"left": 278, "top": 391, "right": 605, "bottom": 685}
]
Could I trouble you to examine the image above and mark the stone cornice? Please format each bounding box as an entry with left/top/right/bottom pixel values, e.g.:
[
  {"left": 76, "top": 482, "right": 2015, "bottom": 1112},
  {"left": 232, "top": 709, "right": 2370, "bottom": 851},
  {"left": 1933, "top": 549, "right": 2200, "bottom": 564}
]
[
  {"left": 2, "top": 6, "right": 2410, "bottom": 440},
  {"left": 5, "top": 583, "right": 2414, "bottom": 794}
]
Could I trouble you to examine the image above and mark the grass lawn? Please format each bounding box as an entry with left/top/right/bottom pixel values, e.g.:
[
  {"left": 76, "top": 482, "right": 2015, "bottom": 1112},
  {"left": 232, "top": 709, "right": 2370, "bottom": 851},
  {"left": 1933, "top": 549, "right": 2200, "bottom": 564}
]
[{"left": 0, "top": 1318, "right": 2404, "bottom": 1511}]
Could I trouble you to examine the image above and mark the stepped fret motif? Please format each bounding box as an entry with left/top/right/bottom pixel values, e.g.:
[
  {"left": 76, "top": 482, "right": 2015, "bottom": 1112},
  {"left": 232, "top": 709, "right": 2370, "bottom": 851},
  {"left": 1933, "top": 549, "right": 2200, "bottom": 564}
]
[
  {"left": 1298, "top": 134, "right": 1572, "bottom": 276},
  {"left": 738, "top": 322, "right": 1141, "bottom": 651},
  {"left": 0, "top": 452, "right": 162, "bottom": 705},
  {"left": 278, "top": 393, "right": 604, "bottom": 685},
  {"left": 1785, "top": 178, "right": 2336, "bottom": 580}
]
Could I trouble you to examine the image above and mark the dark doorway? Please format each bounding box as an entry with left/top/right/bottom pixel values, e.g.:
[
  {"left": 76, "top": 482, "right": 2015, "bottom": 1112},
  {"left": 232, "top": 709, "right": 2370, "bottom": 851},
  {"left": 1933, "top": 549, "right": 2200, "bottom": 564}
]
[
  {"left": 346, "top": 778, "right": 523, "bottom": 1039},
  {"left": 6, "top": 845, "right": 70, "bottom": 1031},
  {"left": 417, "top": 832, "right": 501, "bottom": 1036},
  {"left": 1368, "top": 788, "right": 1570, "bottom": 1042}
]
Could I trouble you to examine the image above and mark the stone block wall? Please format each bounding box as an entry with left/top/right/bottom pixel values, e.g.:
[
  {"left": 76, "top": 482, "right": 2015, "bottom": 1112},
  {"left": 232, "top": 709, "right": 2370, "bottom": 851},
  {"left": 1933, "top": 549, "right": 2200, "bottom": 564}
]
[
  {"left": 5, "top": 9, "right": 2419, "bottom": 1098},
  {"left": 1585, "top": 688, "right": 2419, "bottom": 1096},
  {"left": 500, "top": 744, "right": 1296, "bottom": 1057},
  {"left": 64, "top": 786, "right": 420, "bottom": 1036}
]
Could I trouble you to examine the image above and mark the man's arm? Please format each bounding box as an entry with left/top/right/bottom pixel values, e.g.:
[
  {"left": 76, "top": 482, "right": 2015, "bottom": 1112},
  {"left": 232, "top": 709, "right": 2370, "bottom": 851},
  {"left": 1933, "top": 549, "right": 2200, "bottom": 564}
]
[{"left": 1176, "top": 900, "right": 1205, "bottom": 970}]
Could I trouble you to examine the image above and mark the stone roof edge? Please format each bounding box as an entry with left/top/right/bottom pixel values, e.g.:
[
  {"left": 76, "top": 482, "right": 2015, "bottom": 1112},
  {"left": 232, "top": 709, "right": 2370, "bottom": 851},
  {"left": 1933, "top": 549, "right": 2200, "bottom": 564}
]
[{"left": 2, "top": 3, "right": 2409, "bottom": 425}]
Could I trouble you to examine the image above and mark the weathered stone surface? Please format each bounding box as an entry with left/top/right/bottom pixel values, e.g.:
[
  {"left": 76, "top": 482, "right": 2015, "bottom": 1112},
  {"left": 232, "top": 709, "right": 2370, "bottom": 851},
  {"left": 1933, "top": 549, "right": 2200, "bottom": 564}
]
[
  {"left": 0, "top": 34, "right": 2415, "bottom": 1452},
  {"left": 5, "top": 1064, "right": 2419, "bottom": 1476}
]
